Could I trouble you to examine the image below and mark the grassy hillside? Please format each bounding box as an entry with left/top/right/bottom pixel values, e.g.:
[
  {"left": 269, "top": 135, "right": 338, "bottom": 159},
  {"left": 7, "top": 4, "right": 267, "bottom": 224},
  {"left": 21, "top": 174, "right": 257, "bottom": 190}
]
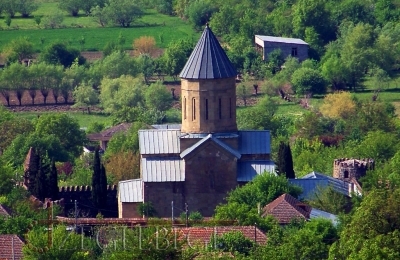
[{"left": 0, "top": 4, "right": 198, "bottom": 51}]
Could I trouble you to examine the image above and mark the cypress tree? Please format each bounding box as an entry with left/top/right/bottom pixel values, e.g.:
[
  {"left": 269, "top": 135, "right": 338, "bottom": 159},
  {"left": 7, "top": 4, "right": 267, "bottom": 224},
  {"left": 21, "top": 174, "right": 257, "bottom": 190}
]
[
  {"left": 47, "top": 159, "right": 59, "bottom": 200},
  {"left": 92, "top": 147, "right": 107, "bottom": 211},
  {"left": 33, "top": 156, "right": 48, "bottom": 201},
  {"left": 276, "top": 141, "right": 286, "bottom": 176},
  {"left": 284, "top": 144, "right": 295, "bottom": 179},
  {"left": 275, "top": 142, "right": 296, "bottom": 179}
]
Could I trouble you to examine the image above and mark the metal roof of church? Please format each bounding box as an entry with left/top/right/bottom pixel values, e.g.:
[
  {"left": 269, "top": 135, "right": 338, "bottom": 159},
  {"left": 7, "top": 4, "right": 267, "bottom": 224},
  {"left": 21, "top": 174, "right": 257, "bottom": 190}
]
[
  {"left": 180, "top": 134, "right": 241, "bottom": 159},
  {"left": 237, "top": 161, "right": 276, "bottom": 182},
  {"left": 179, "top": 24, "right": 236, "bottom": 79}
]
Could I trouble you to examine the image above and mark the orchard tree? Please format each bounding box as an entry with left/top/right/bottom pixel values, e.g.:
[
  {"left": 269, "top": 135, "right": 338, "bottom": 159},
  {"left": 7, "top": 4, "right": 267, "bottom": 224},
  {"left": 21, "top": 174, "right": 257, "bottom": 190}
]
[
  {"left": 162, "top": 39, "right": 194, "bottom": 80},
  {"left": 41, "top": 11, "right": 64, "bottom": 29},
  {"left": 144, "top": 81, "right": 172, "bottom": 111},
  {"left": 40, "top": 42, "right": 85, "bottom": 67},
  {"left": 58, "top": 0, "right": 81, "bottom": 16},
  {"left": 137, "top": 54, "right": 155, "bottom": 84},
  {"left": 90, "top": 5, "right": 108, "bottom": 27},
  {"left": 99, "top": 75, "right": 145, "bottom": 114},
  {"left": 104, "top": 0, "right": 143, "bottom": 27},
  {"left": 1, "top": 62, "right": 28, "bottom": 106},
  {"left": 72, "top": 83, "right": 99, "bottom": 114},
  {"left": 320, "top": 92, "right": 356, "bottom": 119},
  {"left": 1, "top": 37, "right": 34, "bottom": 64},
  {"left": 15, "top": 0, "right": 38, "bottom": 17},
  {"left": 291, "top": 67, "right": 326, "bottom": 95}
]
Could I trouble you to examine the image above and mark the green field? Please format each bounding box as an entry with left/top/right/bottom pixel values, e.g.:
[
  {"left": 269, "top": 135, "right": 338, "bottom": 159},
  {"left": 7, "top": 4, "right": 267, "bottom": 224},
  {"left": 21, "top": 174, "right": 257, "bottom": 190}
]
[{"left": 0, "top": 3, "right": 199, "bottom": 51}]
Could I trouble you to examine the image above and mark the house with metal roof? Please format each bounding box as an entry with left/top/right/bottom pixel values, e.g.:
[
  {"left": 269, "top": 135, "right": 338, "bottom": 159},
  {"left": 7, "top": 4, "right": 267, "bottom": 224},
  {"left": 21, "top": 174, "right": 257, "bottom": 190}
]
[
  {"left": 255, "top": 35, "right": 309, "bottom": 62},
  {"left": 118, "top": 25, "right": 274, "bottom": 218},
  {"left": 289, "top": 171, "right": 362, "bottom": 200}
]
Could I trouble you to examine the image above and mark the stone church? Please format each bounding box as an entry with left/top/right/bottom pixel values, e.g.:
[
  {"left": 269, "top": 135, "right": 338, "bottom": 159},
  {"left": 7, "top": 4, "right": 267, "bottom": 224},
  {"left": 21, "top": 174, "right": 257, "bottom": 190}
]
[{"left": 118, "top": 25, "right": 274, "bottom": 218}]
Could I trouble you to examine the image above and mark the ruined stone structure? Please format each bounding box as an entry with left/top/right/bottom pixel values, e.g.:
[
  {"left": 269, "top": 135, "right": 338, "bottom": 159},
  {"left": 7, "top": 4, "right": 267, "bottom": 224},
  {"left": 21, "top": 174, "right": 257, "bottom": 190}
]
[
  {"left": 333, "top": 158, "right": 375, "bottom": 181},
  {"left": 118, "top": 25, "right": 274, "bottom": 218}
]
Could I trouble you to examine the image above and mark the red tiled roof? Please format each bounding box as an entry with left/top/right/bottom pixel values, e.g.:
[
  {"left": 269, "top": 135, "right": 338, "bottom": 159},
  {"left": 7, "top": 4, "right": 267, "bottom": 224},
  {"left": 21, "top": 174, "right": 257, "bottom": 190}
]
[
  {"left": 87, "top": 123, "right": 132, "bottom": 141},
  {"left": 0, "top": 235, "right": 24, "bottom": 260},
  {"left": 175, "top": 226, "right": 266, "bottom": 246},
  {"left": 0, "top": 204, "right": 11, "bottom": 217},
  {"left": 262, "top": 194, "right": 311, "bottom": 224}
]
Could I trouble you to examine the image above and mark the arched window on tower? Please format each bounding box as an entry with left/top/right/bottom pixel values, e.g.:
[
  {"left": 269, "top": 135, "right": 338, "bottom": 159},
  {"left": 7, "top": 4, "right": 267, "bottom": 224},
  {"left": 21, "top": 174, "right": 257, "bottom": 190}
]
[
  {"left": 219, "top": 98, "right": 222, "bottom": 119},
  {"left": 344, "top": 170, "right": 349, "bottom": 179},
  {"left": 205, "top": 99, "right": 208, "bottom": 120},
  {"left": 192, "top": 98, "right": 196, "bottom": 121},
  {"left": 184, "top": 97, "right": 186, "bottom": 119}
]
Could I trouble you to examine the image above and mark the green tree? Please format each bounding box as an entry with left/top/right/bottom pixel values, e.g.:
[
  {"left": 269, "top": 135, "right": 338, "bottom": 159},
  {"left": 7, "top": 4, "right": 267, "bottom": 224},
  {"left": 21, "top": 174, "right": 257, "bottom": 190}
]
[
  {"left": 58, "top": 0, "right": 81, "bottom": 16},
  {"left": 40, "top": 42, "right": 85, "bottom": 67},
  {"left": 276, "top": 142, "right": 295, "bottom": 179},
  {"left": 1, "top": 37, "right": 34, "bottom": 64},
  {"left": 186, "top": 0, "right": 216, "bottom": 30},
  {"left": 35, "top": 113, "right": 86, "bottom": 159},
  {"left": 41, "top": 11, "right": 64, "bottom": 29},
  {"left": 162, "top": 39, "right": 194, "bottom": 80},
  {"left": 90, "top": 5, "right": 108, "bottom": 27},
  {"left": 307, "top": 186, "right": 347, "bottom": 215},
  {"left": 15, "top": 0, "right": 38, "bottom": 17},
  {"left": 104, "top": 0, "right": 143, "bottom": 27},
  {"left": 72, "top": 83, "right": 99, "bottom": 114},
  {"left": 0, "top": 117, "right": 33, "bottom": 155},
  {"left": 291, "top": 67, "right": 326, "bottom": 95},
  {"left": 47, "top": 159, "right": 59, "bottom": 200},
  {"left": 23, "top": 225, "right": 98, "bottom": 259},
  {"left": 215, "top": 174, "right": 302, "bottom": 230},
  {"left": 91, "top": 147, "right": 107, "bottom": 212},
  {"left": 212, "top": 231, "right": 255, "bottom": 256},
  {"left": 0, "top": 62, "right": 28, "bottom": 106},
  {"left": 292, "top": 0, "right": 335, "bottom": 44},
  {"left": 32, "top": 154, "right": 49, "bottom": 201},
  {"left": 144, "top": 81, "right": 172, "bottom": 111},
  {"left": 99, "top": 75, "right": 145, "bottom": 115},
  {"left": 329, "top": 188, "right": 400, "bottom": 260},
  {"left": 137, "top": 54, "right": 154, "bottom": 84}
]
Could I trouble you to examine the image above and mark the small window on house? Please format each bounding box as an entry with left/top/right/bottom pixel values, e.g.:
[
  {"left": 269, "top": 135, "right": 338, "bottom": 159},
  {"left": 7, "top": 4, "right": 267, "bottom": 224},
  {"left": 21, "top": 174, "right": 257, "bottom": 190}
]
[
  {"left": 205, "top": 99, "right": 209, "bottom": 120},
  {"left": 219, "top": 98, "right": 222, "bottom": 119},
  {"left": 184, "top": 97, "right": 186, "bottom": 119},
  {"left": 192, "top": 98, "right": 196, "bottom": 121},
  {"left": 291, "top": 47, "right": 298, "bottom": 56}
]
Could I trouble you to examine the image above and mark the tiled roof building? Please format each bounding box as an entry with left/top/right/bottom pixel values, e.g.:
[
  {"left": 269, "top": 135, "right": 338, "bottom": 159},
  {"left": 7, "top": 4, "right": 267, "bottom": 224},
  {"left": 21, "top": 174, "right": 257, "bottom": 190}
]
[
  {"left": 262, "top": 194, "right": 311, "bottom": 224},
  {"left": 0, "top": 235, "right": 24, "bottom": 260},
  {"left": 118, "top": 25, "right": 274, "bottom": 218}
]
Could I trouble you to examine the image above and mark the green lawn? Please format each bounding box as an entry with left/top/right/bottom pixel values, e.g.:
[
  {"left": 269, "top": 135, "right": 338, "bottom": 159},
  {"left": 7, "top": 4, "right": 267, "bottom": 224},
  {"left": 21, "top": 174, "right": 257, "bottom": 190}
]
[
  {"left": 0, "top": 4, "right": 198, "bottom": 51},
  {"left": 14, "top": 111, "right": 112, "bottom": 128}
]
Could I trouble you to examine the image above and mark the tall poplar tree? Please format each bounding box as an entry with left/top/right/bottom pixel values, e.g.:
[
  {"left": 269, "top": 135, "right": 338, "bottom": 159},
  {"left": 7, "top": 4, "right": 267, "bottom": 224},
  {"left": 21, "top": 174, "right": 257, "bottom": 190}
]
[
  {"left": 91, "top": 147, "right": 107, "bottom": 211},
  {"left": 47, "top": 159, "right": 59, "bottom": 200},
  {"left": 276, "top": 142, "right": 296, "bottom": 179}
]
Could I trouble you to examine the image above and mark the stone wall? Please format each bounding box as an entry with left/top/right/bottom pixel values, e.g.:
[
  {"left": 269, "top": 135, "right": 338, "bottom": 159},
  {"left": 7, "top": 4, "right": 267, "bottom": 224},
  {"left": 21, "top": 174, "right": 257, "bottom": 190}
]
[{"left": 59, "top": 185, "right": 118, "bottom": 218}]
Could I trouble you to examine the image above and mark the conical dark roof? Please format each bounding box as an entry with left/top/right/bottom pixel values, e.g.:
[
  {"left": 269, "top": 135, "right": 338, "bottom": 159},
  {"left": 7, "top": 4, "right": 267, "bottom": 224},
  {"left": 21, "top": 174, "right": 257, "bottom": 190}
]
[{"left": 179, "top": 25, "right": 236, "bottom": 79}]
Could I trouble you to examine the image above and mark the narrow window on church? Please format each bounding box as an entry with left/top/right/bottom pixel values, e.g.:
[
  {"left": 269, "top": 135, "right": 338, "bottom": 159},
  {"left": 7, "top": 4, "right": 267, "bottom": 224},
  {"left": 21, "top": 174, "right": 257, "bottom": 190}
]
[
  {"left": 205, "top": 99, "right": 208, "bottom": 120},
  {"left": 219, "top": 98, "right": 222, "bottom": 119},
  {"left": 192, "top": 98, "right": 196, "bottom": 120},
  {"left": 184, "top": 97, "right": 186, "bottom": 119},
  {"left": 229, "top": 98, "right": 232, "bottom": 118}
]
